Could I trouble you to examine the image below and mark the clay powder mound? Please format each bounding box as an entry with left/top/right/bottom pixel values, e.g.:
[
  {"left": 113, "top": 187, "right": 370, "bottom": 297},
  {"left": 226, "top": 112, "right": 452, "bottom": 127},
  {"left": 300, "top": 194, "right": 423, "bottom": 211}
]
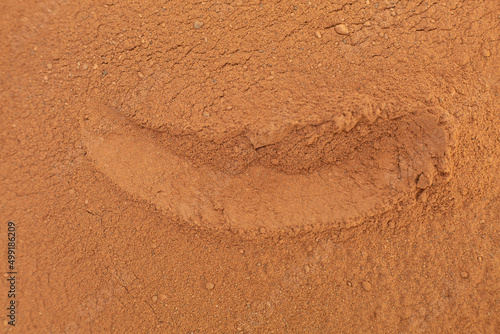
[{"left": 79, "top": 1, "right": 459, "bottom": 234}]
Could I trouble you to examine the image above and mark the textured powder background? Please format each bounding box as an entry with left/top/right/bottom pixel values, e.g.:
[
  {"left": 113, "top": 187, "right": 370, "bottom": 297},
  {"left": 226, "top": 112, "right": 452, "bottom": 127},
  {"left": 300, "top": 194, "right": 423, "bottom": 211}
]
[{"left": 1, "top": 0, "right": 499, "bottom": 333}]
